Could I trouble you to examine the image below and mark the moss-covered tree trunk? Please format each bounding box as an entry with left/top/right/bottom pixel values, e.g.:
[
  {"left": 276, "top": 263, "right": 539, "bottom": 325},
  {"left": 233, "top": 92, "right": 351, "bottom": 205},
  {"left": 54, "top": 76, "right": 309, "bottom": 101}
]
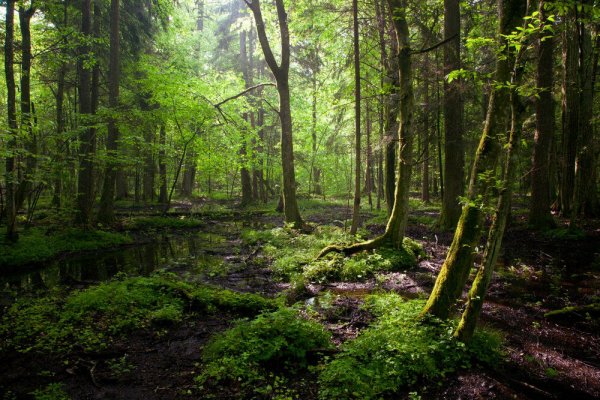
[
  {"left": 421, "top": 0, "right": 527, "bottom": 320},
  {"left": 316, "top": 0, "right": 414, "bottom": 257},
  {"left": 455, "top": 50, "right": 526, "bottom": 341}
]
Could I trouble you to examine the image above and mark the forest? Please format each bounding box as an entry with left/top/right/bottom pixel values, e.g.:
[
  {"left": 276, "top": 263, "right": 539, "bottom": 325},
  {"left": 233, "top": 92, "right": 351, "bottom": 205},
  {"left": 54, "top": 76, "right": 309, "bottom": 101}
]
[{"left": 0, "top": 0, "right": 599, "bottom": 398}]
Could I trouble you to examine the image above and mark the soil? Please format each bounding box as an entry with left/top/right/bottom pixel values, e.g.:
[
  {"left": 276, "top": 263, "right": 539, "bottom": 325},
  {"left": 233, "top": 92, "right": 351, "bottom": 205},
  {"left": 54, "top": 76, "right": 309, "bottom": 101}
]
[{"left": 1, "top": 201, "right": 599, "bottom": 399}]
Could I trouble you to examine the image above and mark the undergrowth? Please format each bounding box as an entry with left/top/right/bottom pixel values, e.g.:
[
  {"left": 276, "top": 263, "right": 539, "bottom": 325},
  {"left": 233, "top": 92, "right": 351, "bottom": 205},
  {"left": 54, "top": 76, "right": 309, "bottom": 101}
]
[
  {"left": 242, "top": 226, "right": 424, "bottom": 283},
  {"left": 0, "top": 228, "right": 131, "bottom": 268},
  {"left": 0, "top": 273, "right": 275, "bottom": 354},
  {"left": 318, "top": 294, "right": 503, "bottom": 399},
  {"left": 196, "top": 307, "right": 332, "bottom": 398}
]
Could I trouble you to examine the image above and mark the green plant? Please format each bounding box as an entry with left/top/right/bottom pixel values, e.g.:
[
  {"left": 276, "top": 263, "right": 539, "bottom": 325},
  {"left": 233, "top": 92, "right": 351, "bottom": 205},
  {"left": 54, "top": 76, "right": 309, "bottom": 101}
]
[
  {"left": 318, "top": 294, "right": 503, "bottom": 399},
  {"left": 30, "top": 383, "right": 69, "bottom": 400},
  {"left": 196, "top": 308, "right": 332, "bottom": 396}
]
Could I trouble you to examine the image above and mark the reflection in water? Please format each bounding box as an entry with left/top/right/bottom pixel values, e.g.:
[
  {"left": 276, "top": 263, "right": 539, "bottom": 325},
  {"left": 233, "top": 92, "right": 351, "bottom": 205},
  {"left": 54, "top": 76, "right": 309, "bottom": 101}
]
[{"left": 1, "top": 233, "right": 228, "bottom": 293}]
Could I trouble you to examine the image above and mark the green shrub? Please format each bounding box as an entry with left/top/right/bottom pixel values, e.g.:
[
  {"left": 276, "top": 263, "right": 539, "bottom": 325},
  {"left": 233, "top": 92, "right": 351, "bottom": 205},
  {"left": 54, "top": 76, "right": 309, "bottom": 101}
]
[
  {"left": 197, "top": 308, "right": 332, "bottom": 395},
  {"left": 319, "top": 294, "right": 502, "bottom": 399}
]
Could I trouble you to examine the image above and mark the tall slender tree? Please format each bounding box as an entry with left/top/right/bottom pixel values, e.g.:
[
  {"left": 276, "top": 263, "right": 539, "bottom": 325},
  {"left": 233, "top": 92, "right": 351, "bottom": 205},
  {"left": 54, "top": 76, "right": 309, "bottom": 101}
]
[
  {"left": 245, "top": 0, "right": 303, "bottom": 227},
  {"left": 438, "top": 0, "right": 464, "bottom": 230},
  {"left": 350, "top": 0, "right": 362, "bottom": 234},
  {"left": 98, "top": 0, "right": 122, "bottom": 224}
]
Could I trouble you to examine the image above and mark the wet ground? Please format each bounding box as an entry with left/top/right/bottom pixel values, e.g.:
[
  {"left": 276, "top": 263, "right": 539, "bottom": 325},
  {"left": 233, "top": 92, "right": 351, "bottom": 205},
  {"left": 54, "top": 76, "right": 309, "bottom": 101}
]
[{"left": 1, "top": 202, "right": 599, "bottom": 399}]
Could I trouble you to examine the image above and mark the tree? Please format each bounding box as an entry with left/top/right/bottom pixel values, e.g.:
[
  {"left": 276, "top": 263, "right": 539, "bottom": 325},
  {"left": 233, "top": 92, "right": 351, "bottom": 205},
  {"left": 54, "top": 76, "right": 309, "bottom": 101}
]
[
  {"left": 245, "top": 0, "right": 304, "bottom": 228},
  {"left": 529, "top": 0, "right": 556, "bottom": 229},
  {"left": 350, "top": 0, "right": 362, "bottom": 235},
  {"left": 4, "top": 0, "right": 19, "bottom": 241},
  {"left": 318, "top": 0, "right": 415, "bottom": 256},
  {"left": 75, "top": 0, "right": 95, "bottom": 226},
  {"left": 98, "top": 0, "right": 122, "bottom": 224},
  {"left": 438, "top": 0, "right": 464, "bottom": 230},
  {"left": 421, "top": 0, "right": 527, "bottom": 320}
]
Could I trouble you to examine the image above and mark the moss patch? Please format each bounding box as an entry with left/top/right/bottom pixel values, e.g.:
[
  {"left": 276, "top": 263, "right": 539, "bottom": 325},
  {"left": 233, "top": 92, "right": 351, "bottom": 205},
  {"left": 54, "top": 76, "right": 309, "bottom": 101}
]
[{"left": 0, "top": 228, "right": 131, "bottom": 268}]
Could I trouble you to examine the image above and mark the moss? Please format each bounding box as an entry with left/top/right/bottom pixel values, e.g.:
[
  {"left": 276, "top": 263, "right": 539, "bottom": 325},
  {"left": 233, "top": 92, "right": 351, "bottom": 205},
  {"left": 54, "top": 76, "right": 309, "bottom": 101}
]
[
  {"left": 319, "top": 294, "right": 503, "bottom": 399},
  {"left": 0, "top": 228, "right": 131, "bottom": 268},
  {"left": 0, "top": 273, "right": 275, "bottom": 354}
]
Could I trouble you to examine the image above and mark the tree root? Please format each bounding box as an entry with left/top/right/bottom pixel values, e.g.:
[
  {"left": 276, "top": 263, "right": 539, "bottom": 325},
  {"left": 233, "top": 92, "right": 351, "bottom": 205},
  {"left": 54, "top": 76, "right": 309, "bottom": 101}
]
[{"left": 315, "top": 235, "right": 389, "bottom": 259}]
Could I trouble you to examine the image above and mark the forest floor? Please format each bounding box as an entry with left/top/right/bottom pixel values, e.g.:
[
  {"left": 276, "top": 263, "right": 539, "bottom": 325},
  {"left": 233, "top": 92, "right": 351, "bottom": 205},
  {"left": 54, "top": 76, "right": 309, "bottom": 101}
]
[{"left": 0, "top": 198, "right": 599, "bottom": 399}]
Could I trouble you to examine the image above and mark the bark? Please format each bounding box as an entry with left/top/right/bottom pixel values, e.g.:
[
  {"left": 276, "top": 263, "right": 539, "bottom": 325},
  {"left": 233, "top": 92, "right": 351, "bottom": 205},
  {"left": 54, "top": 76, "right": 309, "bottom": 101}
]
[
  {"left": 422, "top": 69, "right": 431, "bottom": 204},
  {"left": 15, "top": 4, "right": 37, "bottom": 212},
  {"left": 4, "top": 0, "right": 18, "bottom": 241},
  {"left": 52, "top": 2, "right": 68, "bottom": 209},
  {"left": 240, "top": 29, "right": 254, "bottom": 206},
  {"left": 529, "top": 1, "right": 555, "bottom": 229},
  {"left": 312, "top": 76, "right": 322, "bottom": 196},
  {"left": 350, "top": 0, "right": 362, "bottom": 235},
  {"left": 75, "top": 0, "right": 95, "bottom": 226},
  {"left": 158, "top": 124, "right": 168, "bottom": 204},
  {"left": 421, "top": 0, "right": 527, "bottom": 320},
  {"left": 455, "top": 82, "right": 523, "bottom": 342},
  {"left": 246, "top": 0, "right": 303, "bottom": 228},
  {"left": 384, "top": 22, "right": 400, "bottom": 215},
  {"left": 572, "top": 0, "right": 597, "bottom": 218},
  {"left": 439, "top": 0, "right": 464, "bottom": 230},
  {"left": 98, "top": 0, "right": 121, "bottom": 224}
]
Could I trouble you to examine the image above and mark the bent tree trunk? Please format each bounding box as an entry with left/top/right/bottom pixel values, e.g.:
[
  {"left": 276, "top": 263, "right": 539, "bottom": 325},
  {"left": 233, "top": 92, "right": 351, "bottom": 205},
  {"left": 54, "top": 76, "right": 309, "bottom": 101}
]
[
  {"left": 421, "top": 0, "right": 527, "bottom": 320},
  {"left": 246, "top": 0, "right": 303, "bottom": 228},
  {"left": 317, "top": 0, "right": 414, "bottom": 258}
]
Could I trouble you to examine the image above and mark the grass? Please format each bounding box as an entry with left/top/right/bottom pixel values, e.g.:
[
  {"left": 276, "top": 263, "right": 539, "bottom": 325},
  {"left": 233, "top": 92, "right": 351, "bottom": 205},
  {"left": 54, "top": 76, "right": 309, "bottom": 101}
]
[{"left": 0, "top": 227, "right": 131, "bottom": 268}]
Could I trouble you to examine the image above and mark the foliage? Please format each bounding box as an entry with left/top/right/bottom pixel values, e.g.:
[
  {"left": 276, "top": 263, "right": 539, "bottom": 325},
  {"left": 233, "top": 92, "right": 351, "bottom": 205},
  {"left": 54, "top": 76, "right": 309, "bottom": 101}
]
[
  {"left": 318, "top": 294, "right": 503, "bottom": 399},
  {"left": 0, "top": 228, "right": 131, "bottom": 268},
  {"left": 31, "top": 383, "right": 69, "bottom": 400},
  {"left": 0, "top": 273, "right": 275, "bottom": 354},
  {"left": 196, "top": 307, "right": 332, "bottom": 396}
]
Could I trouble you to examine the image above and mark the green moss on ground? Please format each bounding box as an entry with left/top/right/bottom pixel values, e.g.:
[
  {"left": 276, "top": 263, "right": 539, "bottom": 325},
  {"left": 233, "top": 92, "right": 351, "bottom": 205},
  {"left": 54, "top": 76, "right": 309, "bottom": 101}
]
[
  {"left": 0, "top": 273, "right": 276, "bottom": 354},
  {"left": 319, "top": 294, "right": 503, "bottom": 399},
  {"left": 0, "top": 228, "right": 131, "bottom": 268},
  {"left": 123, "top": 216, "right": 204, "bottom": 230}
]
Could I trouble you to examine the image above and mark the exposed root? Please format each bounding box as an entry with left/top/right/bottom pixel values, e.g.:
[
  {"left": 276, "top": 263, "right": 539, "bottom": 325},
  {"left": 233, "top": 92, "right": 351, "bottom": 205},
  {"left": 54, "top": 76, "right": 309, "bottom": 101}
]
[{"left": 315, "top": 235, "right": 389, "bottom": 259}]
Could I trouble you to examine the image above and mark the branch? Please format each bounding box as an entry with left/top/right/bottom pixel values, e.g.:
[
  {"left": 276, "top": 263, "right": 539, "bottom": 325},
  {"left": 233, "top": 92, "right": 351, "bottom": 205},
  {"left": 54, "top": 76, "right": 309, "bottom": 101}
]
[
  {"left": 411, "top": 33, "right": 458, "bottom": 55},
  {"left": 214, "top": 82, "right": 276, "bottom": 107}
]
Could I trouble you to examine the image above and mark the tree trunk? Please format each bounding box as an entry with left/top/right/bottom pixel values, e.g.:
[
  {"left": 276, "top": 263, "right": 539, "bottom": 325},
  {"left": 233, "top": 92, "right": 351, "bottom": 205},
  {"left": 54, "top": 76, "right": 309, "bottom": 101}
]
[
  {"left": 15, "top": 4, "right": 37, "bottom": 212},
  {"left": 456, "top": 79, "right": 524, "bottom": 342},
  {"left": 158, "top": 124, "right": 168, "bottom": 204},
  {"left": 384, "top": 25, "right": 400, "bottom": 216},
  {"left": 572, "top": 0, "right": 597, "bottom": 218},
  {"left": 350, "top": 0, "right": 362, "bottom": 235},
  {"left": 421, "top": 0, "right": 527, "bottom": 320},
  {"left": 312, "top": 76, "right": 322, "bottom": 196},
  {"left": 98, "top": 0, "right": 121, "bottom": 224},
  {"left": 247, "top": 0, "right": 303, "bottom": 228},
  {"left": 439, "top": 0, "right": 464, "bottom": 230},
  {"left": 317, "top": 0, "right": 414, "bottom": 258},
  {"left": 75, "top": 0, "right": 95, "bottom": 226},
  {"left": 529, "top": 0, "right": 555, "bottom": 229},
  {"left": 240, "top": 29, "right": 254, "bottom": 206},
  {"left": 4, "top": 0, "right": 19, "bottom": 241},
  {"left": 422, "top": 69, "right": 431, "bottom": 204}
]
